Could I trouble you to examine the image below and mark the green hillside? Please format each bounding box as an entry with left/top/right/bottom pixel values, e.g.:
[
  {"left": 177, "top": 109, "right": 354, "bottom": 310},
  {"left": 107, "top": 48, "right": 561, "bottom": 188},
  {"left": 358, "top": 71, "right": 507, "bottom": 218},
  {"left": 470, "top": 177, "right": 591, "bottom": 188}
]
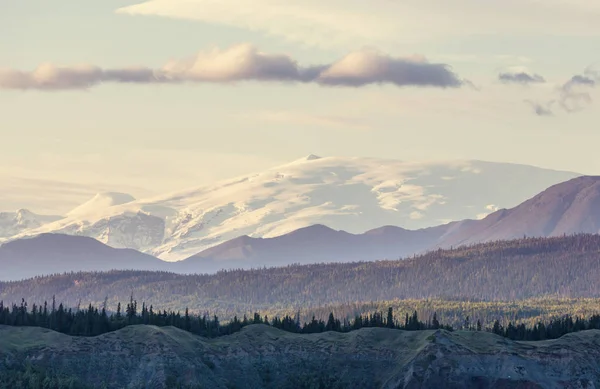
[{"left": 2, "top": 324, "right": 600, "bottom": 388}]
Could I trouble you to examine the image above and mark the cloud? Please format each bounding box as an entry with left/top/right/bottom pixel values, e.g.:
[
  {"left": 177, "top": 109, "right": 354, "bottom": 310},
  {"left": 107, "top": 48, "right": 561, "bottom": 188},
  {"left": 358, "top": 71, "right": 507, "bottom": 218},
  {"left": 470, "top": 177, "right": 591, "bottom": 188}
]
[
  {"left": 499, "top": 71, "right": 546, "bottom": 85},
  {"left": 558, "top": 68, "right": 599, "bottom": 112},
  {"left": 524, "top": 65, "right": 599, "bottom": 116},
  {"left": 525, "top": 100, "right": 555, "bottom": 116},
  {"left": 0, "top": 64, "right": 104, "bottom": 90},
  {"left": 160, "top": 44, "right": 301, "bottom": 82},
  {"left": 116, "top": 0, "right": 600, "bottom": 49},
  {"left": 317, "top": 50, "right": 462, "bottom": 88},
  {"left": 0, "top": 64, "right": 162, "bottom": 90},
  {"left": 0, "top": 44, "right": 463, "bottom": 91}
]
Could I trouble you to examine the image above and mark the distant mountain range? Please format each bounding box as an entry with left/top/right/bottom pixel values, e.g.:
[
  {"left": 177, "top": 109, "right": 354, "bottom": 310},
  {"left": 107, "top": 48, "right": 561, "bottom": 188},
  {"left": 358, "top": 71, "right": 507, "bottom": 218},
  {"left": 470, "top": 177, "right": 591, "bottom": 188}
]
[
  {"left": 0, "top": 233, "right": 170, "bottom": 281},
  {"left": 0, "top": 156, "right": 579, "bottom": 260},
  {"left": 178, "top": 224, "right": 445, "bottom": 273},
  {"left": 183, "top": 175, "right": 600, "bottom": 271},
  {"left": 3, "top": 233, "right": 600, "bottom": 314},
  {"left": 2, "top": 175, "right": 600, "bottom": 279}
]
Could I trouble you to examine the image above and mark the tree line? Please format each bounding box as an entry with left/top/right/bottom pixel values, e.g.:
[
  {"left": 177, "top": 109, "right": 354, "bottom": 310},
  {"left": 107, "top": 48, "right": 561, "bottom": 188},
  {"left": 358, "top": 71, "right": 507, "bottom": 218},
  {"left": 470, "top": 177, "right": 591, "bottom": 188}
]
[
  {"left": 1, "top": 297, "right": 600, "bottom": 342},
  {"left": 4, "top": 234, "right": 600, "bottom": 317}
]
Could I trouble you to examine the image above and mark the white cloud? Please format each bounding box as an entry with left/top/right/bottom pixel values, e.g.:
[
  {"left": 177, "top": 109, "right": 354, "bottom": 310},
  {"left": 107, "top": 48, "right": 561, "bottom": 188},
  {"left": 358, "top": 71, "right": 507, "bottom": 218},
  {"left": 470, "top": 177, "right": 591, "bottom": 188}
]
[
  {"left": 117, "top": 0, "right": 600, "bottom": 49},
  {"left": 317, "top": 49, "right": 460, "bottom": 88},
  {"left": 161, "top": 44, "right": 300, "bottom": 82},
  {"left": 0, "top": 44, "right": 463, "bottom": 91}
]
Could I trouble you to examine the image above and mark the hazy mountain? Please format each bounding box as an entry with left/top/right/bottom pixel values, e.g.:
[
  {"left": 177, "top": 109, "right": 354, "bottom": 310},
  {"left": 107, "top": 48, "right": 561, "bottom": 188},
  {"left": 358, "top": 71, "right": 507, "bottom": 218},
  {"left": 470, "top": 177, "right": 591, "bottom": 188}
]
[
  {"left": 4, "top": 234, "right": 600, "bottom": 310},
  {"left": 0, "top": 233, "right": 169, "bottom": 281},
  {"left": 186, "top": 175, "right": 600, "bottom": 271},
  {"left": 2, "top": 324, "right": 599, "bottom": 389},
  {"left": 179, "top": 224, "right": 448, "bottom": 272},
  {"left": 5, "top": 156, "right": 579, "bottom": 260},
  {"left": 437, "top": 176, "right": 600, "bottom": 247},
  {"left": 3, "top": 175, "right": 600, "bottom": 278}
]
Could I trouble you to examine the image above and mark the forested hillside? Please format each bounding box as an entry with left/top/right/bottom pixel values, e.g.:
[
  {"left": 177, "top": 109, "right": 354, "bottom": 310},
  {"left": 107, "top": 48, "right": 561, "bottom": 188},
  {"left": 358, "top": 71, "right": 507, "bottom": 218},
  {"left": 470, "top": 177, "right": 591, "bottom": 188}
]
[{"left": 2, "top": 234, "right": 600, "bottom": 321}]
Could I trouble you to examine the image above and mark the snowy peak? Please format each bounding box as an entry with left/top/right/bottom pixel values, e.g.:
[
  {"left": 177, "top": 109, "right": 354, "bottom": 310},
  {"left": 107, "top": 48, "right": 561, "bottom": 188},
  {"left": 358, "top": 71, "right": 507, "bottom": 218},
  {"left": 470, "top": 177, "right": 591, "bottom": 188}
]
[
  {"left": 67, "top": 192, "right": 136, "bottom": 217},
  {"left": 0, "top": 209, "right": 62, "bottom": 239},
  {"left": 2, "top": 157, "right": 581, "bottom": 261},
  {"left": 288, "top": 154, "right": 323, "bottom": 165}
]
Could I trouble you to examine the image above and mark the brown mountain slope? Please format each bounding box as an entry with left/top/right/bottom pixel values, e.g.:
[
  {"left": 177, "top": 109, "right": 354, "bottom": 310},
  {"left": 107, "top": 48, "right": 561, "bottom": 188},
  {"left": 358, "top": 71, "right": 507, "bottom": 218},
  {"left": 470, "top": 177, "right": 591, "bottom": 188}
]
[
  {"left": 437, "top": 176, "right": 600, "bottom": 247},
  {"left": 178, "top": 224, "right": 448, "bottom": 272}
]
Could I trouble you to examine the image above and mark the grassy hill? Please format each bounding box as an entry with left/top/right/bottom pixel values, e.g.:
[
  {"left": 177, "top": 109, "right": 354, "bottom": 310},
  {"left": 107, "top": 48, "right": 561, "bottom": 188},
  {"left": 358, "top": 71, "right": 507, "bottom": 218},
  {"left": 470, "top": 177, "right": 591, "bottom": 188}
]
[{"left": 1, "top": 324, "right": 600, "bottom": 388}]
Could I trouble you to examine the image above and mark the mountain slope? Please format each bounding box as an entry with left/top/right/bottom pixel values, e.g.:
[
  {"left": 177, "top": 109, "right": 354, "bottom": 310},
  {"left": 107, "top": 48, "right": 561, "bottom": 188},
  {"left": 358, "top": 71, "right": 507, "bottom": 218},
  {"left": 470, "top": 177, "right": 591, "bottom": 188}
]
[
  {"left": 438, "top": 176, "right": 600, "bottom": 247},
  {"left": 183, "top": 175, "right": 600, "bottom": 271},
  {"left": 0, "top": 233, "right": 169, "bottom": 281},
  {"left": 2, "top": 324, "right": 600, "bottom": 388},
  {"left": 4, "top": 234, "right": 600, "bottom": 310},
  {"left": 180, "top": 224, "right": 448, "bottom": 272},
  {"left": 0, "top": 209, "right": 62, "bottom": 239},
  {"left": 6, "top": 157, "right": 579, "bottom": 260}
]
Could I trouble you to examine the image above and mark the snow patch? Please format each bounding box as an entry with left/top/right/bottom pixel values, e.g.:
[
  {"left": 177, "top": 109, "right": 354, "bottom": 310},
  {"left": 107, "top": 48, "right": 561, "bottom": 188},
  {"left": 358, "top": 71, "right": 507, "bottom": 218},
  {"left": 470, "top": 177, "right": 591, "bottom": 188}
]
[
  {"left": 67, "top": 192, "right": 136, "bottom": 218},
  {"left": 4, "top": 157, "right": 580, "bottom": 261}
]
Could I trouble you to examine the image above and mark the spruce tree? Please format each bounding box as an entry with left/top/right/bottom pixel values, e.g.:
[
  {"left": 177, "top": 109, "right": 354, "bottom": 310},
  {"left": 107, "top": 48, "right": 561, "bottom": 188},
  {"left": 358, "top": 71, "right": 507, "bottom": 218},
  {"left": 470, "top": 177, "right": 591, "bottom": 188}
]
[{"left": 387, "top": 307, "right": 394, "bottom": 328}]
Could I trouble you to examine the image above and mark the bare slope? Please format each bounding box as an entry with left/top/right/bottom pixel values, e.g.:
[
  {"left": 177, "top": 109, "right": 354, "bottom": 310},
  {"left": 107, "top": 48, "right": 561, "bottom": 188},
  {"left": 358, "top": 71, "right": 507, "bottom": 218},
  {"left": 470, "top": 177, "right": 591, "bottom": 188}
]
[
  {"left": 438, "top": 176, "right": 600, "bottom": 247},
  {"left": 1, "top": 324, "right": 599, "bottom": 388}
]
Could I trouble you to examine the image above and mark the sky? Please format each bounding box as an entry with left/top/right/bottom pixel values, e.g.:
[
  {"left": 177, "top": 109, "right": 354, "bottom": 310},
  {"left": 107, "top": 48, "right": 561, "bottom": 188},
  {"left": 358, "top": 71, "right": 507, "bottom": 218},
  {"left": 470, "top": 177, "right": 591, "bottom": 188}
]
[{"left": 1, "top": 0, "right": 599, "bottom": 214}]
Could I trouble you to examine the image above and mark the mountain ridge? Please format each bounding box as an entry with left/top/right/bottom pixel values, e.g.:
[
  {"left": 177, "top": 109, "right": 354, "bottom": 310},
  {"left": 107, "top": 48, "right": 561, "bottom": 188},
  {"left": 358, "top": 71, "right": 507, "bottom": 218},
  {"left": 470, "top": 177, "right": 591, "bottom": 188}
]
[
  {"left": 3, "top": 324, "right": 600, "bottom": 388},
  {"left": 4, "top": 175, "right": 600, "bottom": 278},
  {"left": 0, "top": 233, "right": 170, "bottom": 281},
  {"left": 0, "top": 157, "right": 580, "bottom": 260}
]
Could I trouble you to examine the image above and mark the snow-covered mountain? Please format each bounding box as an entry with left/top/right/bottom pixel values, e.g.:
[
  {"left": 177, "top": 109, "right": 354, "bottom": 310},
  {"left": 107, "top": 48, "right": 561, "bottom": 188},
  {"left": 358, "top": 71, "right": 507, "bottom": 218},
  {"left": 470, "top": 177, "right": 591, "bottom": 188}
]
[
  {"left": 2, "top": 156, "right": 579, "bottom": 260},
  {"left": 0, "top": 209, "right": 62, "bottom": 239},
  {"left": 183, "top": 175, "right": 600, "bottom": 272}
]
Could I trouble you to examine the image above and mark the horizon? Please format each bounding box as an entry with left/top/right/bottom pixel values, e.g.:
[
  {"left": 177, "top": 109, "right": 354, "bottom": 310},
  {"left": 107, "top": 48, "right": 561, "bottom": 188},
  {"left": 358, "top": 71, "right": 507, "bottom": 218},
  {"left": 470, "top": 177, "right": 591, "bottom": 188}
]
[
  {"left": 3, "top": 3, "right": 600, "bottom": 386},
  {"left": 0, "top": 154, "right": 588, "bottom": 215},
  {"left": 3, "top": 0, "right": 600, "bottom": 217}
]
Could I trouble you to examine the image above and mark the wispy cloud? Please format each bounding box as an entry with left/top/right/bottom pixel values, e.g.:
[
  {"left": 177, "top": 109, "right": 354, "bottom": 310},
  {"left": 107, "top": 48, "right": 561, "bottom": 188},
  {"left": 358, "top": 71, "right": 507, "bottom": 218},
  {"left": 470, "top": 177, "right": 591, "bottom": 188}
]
[
  {"left": 525, "top": 100, "right": 555, "bottom": 116},
  {"left": 116, "top": 0, "right": 600, "bottom": 49},
  {"left": 558, "top": 68, "right": 598, "bottom": 112},
  {"left": 499, "top": 70, "right": 546, "bottom": 85},
  {"left": 0, "top": 44, "right": 463, "bottom": 91},
  {"left": 527, "top": 65, "right": 599, "bottom": 116}
]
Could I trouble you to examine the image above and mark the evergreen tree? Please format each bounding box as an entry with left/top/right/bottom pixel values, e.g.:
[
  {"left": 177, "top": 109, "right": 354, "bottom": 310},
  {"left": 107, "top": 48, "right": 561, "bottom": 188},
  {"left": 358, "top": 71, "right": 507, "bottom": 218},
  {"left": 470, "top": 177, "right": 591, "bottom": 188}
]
[
  {"left": 432, "top": 313, "right": 440, "bottom": 330},
  {"left": 386, "top": 307, "right": 394, "bottom": 328}
]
